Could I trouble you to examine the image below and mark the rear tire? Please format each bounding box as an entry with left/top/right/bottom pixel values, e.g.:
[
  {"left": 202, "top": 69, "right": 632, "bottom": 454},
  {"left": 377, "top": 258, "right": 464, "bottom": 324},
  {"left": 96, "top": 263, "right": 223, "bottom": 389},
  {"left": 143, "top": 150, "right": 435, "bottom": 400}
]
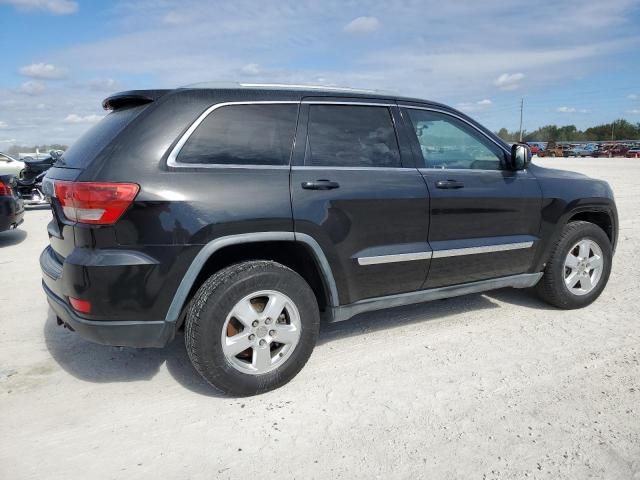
[
  {"left": 185, "top": 260, "right": 320, "bottom": 396},
  {"left": 536, "top": 221, "right": 612, "bottom": 309}
]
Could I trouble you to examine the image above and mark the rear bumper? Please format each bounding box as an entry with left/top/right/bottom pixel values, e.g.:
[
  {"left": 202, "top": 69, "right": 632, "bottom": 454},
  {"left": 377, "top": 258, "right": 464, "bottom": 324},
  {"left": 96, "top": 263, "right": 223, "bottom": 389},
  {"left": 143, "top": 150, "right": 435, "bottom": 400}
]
[
  {"left": 0, "top": 196, "right": 24, "bottom": 232},
  {"left": 40, "top": 245, "right": 177, "bottom": 348},
  {"left": 43, "top": 281, "right": 175, "bottom": 348}
]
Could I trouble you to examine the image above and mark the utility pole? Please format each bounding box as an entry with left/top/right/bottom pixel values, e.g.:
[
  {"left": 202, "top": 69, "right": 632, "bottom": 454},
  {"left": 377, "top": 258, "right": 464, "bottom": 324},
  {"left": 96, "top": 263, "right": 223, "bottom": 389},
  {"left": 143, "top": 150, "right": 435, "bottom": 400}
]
[
  {"left": 518, "top": 98, "right": 524, "bottom": 142},
  {"left": 611, "top": 121, "right": 615, "bottom": 141}
]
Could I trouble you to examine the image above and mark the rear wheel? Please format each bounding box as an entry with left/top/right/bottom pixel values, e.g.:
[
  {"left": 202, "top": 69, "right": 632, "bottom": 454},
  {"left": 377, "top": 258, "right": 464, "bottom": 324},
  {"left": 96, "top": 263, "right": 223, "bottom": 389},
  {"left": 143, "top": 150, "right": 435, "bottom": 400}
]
[
  {"left": 536, "top": 221, "right": 612, "bottom": 309},
  {"left": 185, "top": 261, "right": 320, "bottom": 396}
]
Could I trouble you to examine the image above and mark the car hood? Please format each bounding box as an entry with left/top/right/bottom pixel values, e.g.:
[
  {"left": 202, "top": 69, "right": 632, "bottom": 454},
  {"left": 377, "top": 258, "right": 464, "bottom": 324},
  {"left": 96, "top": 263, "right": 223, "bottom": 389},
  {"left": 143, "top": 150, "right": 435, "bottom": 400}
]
[{"left": 529, "top": 163, "right": 589, "bottom": 180}]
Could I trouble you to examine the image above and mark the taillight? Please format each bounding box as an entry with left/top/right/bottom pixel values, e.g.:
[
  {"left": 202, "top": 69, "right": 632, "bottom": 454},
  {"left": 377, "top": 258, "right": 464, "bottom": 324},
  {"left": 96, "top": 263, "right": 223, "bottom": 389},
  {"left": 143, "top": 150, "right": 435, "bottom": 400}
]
[
  {"left": 69, "top": 297, "right": 92, "bottom": 314},
  {"left": 0, "top": 181, "right": 12, "bottom": 197},
  {"left": 53, "top": 181, "right": 139, "bottom": 225}
]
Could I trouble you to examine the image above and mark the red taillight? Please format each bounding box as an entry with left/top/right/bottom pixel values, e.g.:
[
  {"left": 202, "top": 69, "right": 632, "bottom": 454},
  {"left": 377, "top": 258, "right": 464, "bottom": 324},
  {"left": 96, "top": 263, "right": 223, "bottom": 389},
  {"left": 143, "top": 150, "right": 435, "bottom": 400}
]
[
  {"left": 69, "top": 297, "right": 92, "bottom": 314},
  {"left": 54, "top": 181, "right": 139, "bottom": 225},
  {"left": 0, "top": 181, "right": 12, "bottom": 197}
]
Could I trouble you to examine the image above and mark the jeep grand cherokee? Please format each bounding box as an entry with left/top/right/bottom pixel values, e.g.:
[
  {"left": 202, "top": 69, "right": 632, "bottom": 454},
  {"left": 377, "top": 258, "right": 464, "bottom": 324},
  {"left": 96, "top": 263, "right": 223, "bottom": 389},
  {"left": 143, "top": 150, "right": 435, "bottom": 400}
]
[{"left": 40, "top": 84, "right": 618, "bottom": 395}]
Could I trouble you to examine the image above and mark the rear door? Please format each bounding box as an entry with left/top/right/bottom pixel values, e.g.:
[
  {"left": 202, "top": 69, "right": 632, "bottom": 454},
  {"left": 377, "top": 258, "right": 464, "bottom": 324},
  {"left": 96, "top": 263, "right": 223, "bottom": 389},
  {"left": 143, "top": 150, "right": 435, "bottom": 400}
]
[
  {"left": 400, "top": 106, "right": 542, "bottom": 289},
  {"left": 291, "top": 99, "right": 430, "bottom": 305}
]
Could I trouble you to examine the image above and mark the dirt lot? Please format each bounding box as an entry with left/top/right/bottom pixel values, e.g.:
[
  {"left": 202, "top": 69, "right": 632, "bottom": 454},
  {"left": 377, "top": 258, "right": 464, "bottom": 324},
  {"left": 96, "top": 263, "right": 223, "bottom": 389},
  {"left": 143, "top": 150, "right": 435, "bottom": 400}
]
[{"left": 0, "top": 157, "right": 638, "bottom": 479}]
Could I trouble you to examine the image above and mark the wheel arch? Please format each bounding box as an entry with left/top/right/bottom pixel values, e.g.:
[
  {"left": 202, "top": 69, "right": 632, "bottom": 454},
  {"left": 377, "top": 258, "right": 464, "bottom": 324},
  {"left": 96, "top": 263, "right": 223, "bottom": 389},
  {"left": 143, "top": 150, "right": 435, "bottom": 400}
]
[
  {"left": 165, "top": 232, "right": 339, "bottom": 328},
  {"left": 535, "top": 202, "right": 618, "bottom": 272}
]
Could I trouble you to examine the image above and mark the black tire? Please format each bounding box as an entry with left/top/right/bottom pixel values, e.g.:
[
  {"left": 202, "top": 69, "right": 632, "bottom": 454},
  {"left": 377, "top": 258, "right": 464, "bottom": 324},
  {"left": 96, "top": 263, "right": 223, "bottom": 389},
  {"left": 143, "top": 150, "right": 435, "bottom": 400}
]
[
  {"left": 536, "top": 221, "right": 612, "bottom": 309},
  {"left": 185, "top": 260, "right": 320, "bottom": 396}
]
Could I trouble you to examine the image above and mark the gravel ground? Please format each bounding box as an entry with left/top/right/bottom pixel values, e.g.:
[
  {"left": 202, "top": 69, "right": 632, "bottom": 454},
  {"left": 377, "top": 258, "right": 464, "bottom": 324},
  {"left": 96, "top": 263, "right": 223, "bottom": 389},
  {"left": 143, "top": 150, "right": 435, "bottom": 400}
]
[{"left": 0, "top": 157, "right": 638, "bottom": 480}]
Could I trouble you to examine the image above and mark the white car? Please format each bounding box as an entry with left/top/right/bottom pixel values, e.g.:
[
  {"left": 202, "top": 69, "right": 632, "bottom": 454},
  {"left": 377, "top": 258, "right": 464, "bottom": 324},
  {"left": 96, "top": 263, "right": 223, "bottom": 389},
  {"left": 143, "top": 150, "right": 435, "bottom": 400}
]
[{"left": 0, "top": 152, "right": 25, "bottom": 177}]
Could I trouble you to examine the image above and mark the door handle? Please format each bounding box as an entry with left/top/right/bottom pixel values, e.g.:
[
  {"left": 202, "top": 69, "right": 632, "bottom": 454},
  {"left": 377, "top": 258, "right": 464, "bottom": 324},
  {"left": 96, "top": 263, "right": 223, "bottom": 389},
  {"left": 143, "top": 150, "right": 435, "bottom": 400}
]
[
  {"left": 301, "top": 179, "right": 340, "bottom": 190},
  {"left": 435, "top": 179, "right": 464, "bottom": 189}
]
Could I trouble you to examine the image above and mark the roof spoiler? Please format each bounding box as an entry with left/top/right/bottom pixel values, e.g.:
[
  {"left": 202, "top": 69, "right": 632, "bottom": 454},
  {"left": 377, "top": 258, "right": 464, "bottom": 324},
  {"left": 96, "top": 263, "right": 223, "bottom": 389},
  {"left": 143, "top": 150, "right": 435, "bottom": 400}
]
[{"left": 102, "top": 89, "right": 169, "bottom": 110}]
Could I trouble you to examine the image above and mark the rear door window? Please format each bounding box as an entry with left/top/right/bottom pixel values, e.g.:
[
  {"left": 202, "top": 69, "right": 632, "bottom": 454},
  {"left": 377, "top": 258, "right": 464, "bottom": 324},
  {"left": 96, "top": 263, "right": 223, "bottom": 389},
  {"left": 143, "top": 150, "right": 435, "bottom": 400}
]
[
  {"left": 61, "top": 105, "right": 147, "bottom": 169},
  {"left": 176, "top": 104, "right": 298, "bottom": 166},
  {"left": 305, "top": 105, "right": 401, "bottom": 168}
]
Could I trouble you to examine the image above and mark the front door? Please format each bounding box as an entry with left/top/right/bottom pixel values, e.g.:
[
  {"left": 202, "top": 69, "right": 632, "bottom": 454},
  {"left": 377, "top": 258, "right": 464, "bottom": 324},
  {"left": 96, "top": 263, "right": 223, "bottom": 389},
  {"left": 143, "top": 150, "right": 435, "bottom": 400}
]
[
  {"left": 291, "top": 100, "right": 431, "bottom": 305},
  {"left": 400, "top": 106, "right": 542, "bottom": 289}
]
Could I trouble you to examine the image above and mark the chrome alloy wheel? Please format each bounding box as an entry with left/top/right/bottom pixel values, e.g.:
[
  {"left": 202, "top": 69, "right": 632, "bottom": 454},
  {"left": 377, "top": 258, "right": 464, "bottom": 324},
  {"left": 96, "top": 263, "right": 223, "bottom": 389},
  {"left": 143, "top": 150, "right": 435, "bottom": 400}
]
[
  {"left": 220, "top": 290, "right": 301, "bottom": 375},
  {"left": 563, "top": 239, "right": 604, "bottom": 296}
]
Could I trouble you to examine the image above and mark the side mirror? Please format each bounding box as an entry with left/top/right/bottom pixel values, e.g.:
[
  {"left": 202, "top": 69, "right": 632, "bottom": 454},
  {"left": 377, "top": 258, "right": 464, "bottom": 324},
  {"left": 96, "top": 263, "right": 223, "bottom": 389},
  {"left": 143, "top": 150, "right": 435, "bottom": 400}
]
[{"left": 510, "top": 143, "right": 532, "bottom": 170}]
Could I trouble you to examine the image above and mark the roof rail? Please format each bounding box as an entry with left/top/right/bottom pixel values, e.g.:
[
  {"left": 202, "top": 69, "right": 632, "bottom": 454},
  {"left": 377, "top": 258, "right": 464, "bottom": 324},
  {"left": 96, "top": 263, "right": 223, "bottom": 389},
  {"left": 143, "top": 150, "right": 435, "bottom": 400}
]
[{"left": 180, "top": 81, "right": 394, "bottom": 95}]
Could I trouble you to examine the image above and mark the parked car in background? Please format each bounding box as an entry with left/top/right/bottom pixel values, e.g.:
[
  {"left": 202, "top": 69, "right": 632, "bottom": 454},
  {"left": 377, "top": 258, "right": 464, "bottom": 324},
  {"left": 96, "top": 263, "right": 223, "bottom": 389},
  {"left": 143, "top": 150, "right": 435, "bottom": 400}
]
[
  {"left": 0, "top": 153, "right": 25, "bottom": 177},
  {"left": 565, "top": 144, "right": 598, "bottom": 157},
  {"left": 0, "top": 175, "right": 24, "bottom": 233},
  {"left": 537, "top": 141, "right": 564, "bottom": 157},
  {"left": 596, "top": 145, "right": 629, "bottom": 158},
  {"left": 527, "top": 143, "right": 541, "bottom": 155},
  {"left": 40, "top": 85, "right": 618, "bottom": 395},
  {"left": 626, "top": 147, "right": 640, "bottom": 158}
]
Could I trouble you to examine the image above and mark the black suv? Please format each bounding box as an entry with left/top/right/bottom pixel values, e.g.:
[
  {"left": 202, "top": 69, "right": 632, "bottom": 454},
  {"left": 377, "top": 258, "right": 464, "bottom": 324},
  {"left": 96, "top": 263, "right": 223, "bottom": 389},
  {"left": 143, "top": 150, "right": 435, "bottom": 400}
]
[{"left": 40, "top": 85, "right": 618, "bottom": 395}]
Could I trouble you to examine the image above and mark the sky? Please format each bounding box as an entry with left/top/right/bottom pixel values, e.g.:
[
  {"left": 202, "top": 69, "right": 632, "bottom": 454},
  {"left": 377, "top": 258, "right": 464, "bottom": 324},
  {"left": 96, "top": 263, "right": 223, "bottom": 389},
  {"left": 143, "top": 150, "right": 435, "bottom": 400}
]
[{"left": 0, "top": 0, "right": 639, "bottom": 146}]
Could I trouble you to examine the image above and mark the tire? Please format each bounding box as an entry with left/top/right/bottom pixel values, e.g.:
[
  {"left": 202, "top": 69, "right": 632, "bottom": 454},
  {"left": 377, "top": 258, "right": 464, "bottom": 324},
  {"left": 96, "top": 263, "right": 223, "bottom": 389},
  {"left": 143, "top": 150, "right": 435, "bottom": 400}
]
[
  {"left": 536, "top": 221, "right": 612, "bottom": 309},
  {"left": 185, "top": 260, "right": 320, "bottom": 396}
]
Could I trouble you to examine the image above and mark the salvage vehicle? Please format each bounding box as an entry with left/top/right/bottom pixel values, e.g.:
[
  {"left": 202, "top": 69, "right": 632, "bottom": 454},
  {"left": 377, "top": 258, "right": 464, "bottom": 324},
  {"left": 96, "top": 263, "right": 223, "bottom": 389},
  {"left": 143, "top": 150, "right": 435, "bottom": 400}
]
[
  {"left": 537, "top": 141, "right": 565, "bottom": 157},
  {"left": 626, "top": 147, "right": 640, "bottom": 158},
  {"left": 0, "top": 175, "right": 24, "bottom": 233},
  {"left": 40, "top": 85, "right": 618, "bottom": 395},
  {"left": 596, "top": 145, "right": 629, "bottom": 157},
  {"left": 0, "top": 152, "right": 25, "bottom": 177},
  {"left": 15, "top": 150, "right": 59, "bottom": 205},
  {"left": 565, "top": 144, "right": 598, "bottom": 157}
]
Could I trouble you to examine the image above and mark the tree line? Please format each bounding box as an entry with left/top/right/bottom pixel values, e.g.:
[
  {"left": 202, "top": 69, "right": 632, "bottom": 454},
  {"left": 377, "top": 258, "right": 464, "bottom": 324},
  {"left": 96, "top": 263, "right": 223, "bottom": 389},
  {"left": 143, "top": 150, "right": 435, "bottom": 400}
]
[{"left": 496, "top": 119, "right": 640, "bottom": 143}]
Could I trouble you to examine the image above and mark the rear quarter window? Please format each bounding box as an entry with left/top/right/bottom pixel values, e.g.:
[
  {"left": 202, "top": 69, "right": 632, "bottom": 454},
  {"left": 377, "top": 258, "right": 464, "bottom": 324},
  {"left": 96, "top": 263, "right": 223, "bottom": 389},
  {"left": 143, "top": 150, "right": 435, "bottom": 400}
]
[
  {"left": 60, "top": 105, "right": 147, "bottom": 169},
  {"left": 176, "top": 104, "right": 298, "bottom": 166}
]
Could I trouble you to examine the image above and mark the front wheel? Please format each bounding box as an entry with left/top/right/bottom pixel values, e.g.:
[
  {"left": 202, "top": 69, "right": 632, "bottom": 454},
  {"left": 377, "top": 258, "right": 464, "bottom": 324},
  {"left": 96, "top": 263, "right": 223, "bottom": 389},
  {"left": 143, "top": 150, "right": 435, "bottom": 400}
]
[
  {"left": 536, "top": 221, "right": 612, "bottom": 309},
  {"left": 185, "top": 261, "right": 320, "bottom": 396}
]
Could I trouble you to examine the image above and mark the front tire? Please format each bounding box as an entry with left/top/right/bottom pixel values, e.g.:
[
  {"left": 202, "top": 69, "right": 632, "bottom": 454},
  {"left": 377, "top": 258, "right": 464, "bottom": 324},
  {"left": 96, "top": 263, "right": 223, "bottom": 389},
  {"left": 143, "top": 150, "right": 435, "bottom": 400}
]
[
  {"left": 536, "top": 221, "right": 612, "bottom": 309},
  {"left": 185, "top": 261, "right": 320, "bottom": 396}
]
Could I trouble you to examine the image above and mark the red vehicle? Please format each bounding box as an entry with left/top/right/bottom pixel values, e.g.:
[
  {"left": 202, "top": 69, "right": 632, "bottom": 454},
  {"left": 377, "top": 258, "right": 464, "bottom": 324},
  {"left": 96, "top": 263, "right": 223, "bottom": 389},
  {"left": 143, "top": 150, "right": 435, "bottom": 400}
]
[
  {"left": 625, "top": 147, "right": 640, "bottom": 158},
  {"left": 527, "top": 143, "right": 541, "bottom": 154},
  {"left": 596, "top": 145, "right": 629, "bottom": 157}
]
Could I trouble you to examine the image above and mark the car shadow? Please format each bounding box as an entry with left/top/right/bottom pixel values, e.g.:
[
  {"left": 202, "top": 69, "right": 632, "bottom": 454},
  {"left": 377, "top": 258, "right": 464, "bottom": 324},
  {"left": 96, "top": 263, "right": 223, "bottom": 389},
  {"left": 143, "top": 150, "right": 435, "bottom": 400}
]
[
  {"left": 43, "top": 288, "right": 547, "bottom": 397},
  {"left": 43, "top": 309, "right": 225, "bottom": 397},
  {"left": 0, "top": 229, "right": 27, "bottom": 247},
  {"left": 318, "top": 291, "right": 502, "bottom": 345}
]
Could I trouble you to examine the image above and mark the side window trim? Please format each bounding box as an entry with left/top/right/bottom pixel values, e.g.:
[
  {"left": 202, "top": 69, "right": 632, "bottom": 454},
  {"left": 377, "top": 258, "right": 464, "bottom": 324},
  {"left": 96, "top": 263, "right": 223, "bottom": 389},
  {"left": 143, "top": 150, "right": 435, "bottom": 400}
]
[
  {"left": 301, "top": 101, "right": 408, "bottom": 170},
  {"left": 167, "top": 101, "right": 300, "bottom": 169},
  {"left": 400, "top": 105, "right": 510, "bottom": 170}
]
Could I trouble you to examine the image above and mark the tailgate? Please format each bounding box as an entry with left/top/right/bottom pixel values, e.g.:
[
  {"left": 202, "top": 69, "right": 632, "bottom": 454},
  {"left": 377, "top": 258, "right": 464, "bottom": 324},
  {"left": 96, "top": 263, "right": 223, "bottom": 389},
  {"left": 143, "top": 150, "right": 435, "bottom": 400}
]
[{"left": 42, "top": 167, "right": 82, "bottom": 259}]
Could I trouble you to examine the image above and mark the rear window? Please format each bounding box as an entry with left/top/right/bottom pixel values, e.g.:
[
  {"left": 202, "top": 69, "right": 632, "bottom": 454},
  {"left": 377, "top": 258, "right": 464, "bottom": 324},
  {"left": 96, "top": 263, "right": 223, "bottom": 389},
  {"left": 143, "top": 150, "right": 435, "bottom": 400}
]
[
  {"left": 176, "top": 104, "right": 298, "bottom": 166},
  {"left": 60, "top": 105, "right": 147, "bottom": 168}
]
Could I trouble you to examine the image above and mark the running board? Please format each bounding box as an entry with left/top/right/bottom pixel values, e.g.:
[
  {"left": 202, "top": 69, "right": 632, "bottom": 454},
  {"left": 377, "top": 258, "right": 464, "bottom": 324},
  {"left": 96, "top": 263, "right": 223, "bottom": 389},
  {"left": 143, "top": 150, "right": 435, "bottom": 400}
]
[{"left": 328, "top": 272, "right": 543, "bottom": 323}]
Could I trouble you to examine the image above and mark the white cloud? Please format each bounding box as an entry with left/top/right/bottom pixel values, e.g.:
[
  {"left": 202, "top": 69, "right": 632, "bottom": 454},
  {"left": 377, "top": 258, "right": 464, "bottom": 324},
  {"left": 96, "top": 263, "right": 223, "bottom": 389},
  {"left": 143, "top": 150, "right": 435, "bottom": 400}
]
[
  {"left": 628, "top": 109, "right": 640, "bottom": 114},
  {"left": 0, "top": 138, "right": 17, "bottom": 144},
  {"left": 63, "top": 114, "right": 103, "bottom": 124},
  {"left": 556, "top": 106, "right": 589, "bottom": 113},
  {"left": 162, "top": 11, "right": 193, "bottom": 25},
  {"left": 87, "top": 78, "right": 120, "bottom": 92},
  {"left": 494, "top": 72, "right": 525, "bottom": 91},
  {"left": 19, "top": 63, "right": 67, "bottom": 79},
  {"left": 344, "top": 16, "right": 380, "bottom": 34},
  {"left": 457, "top": 99, "right": 492, "bottom": 113},
  {"left": 1, "top": 0, "right": 78, "bottom": 15},
  {"left": 240, "top": 63, "right": 261, "bottom": 75},
  {"left": 18, "top": 81, "right": 46, "bottom": 96},
  {"left": 628, "top": 94, "right": 638, "bottom": 100},
  {"left": 0, "top": 121, "right": 8, "bottom": 129}
]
